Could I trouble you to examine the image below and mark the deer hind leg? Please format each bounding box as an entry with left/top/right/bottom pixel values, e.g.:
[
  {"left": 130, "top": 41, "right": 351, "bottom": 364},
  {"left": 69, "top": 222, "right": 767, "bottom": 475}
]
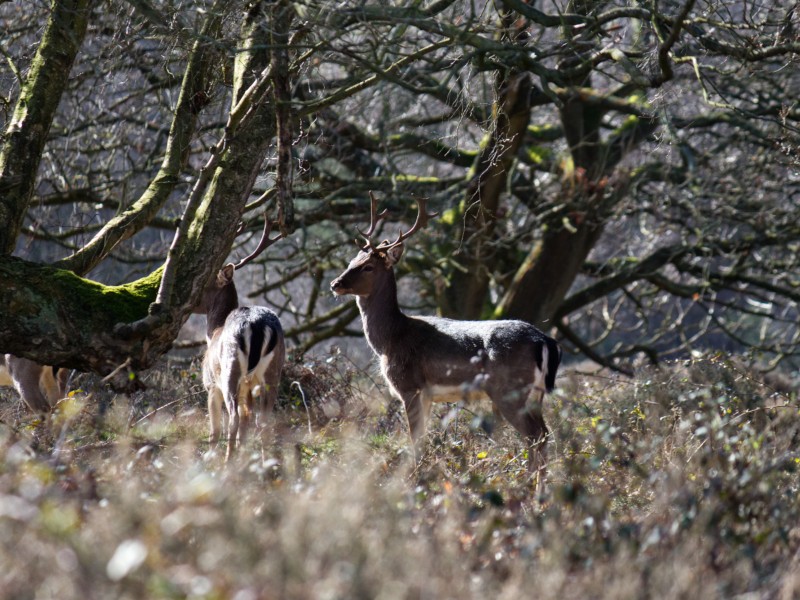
[
  {"left": 237, "top": 380, "right": 254, "bottom": 448},
  {"left": 55, "top": 368, "right": 70, "bottom": 400},
  {"left": 252, "top": 378, "right": 278, "bottom": 437},
  {"left": 39, "top": 367, "right": 65, "bottom": 406},
  {"left": 493, "top": 389, "right": 549, "bottom": 495},
  {"left": 207, "top": 386, "right": 224, "bottom": 447},
  {"left": 252, "top": 360, "right": 282, "bottom": 452},
  {"left": 261, "top": 379, "right": 278, "bottom": 421},
  {"left": 262, "top": 343, "right": 284, "bottom": 420},
  {"left": 254, "top": 346, "right": 283, "bottom": 432},
  {"left": 221, "top": 363, "right": 243, "bottom": 461}
]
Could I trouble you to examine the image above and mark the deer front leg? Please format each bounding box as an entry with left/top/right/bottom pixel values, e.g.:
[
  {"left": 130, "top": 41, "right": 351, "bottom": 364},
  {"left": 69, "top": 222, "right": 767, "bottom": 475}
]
[{"left": 401, "top": 389, "right": 432, "bottom": 462}]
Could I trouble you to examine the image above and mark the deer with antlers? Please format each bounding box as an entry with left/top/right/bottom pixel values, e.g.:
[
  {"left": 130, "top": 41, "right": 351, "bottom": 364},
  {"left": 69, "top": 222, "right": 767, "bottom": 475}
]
[
  {"left": 193, "top": 219, "right": 286, "bottom": 460},
  {"left": 331, "top": 194, "right": 561, "bottom": 491}
]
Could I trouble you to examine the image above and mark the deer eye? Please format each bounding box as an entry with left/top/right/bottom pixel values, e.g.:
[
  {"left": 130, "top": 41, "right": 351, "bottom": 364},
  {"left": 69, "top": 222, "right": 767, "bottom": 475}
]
[{"left": 361, "top": 265, "right": 374, "bottom": 273}]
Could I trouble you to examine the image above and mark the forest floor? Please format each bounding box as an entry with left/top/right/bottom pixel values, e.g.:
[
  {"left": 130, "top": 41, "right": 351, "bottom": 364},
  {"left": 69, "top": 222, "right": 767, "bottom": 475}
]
[{"left": 0, "top": 352, "right": 798, "bottom": 599}]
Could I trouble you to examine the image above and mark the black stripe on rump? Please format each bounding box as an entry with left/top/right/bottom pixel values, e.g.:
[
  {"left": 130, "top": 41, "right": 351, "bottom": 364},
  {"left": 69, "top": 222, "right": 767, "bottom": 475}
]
[
  {"left": 247, "top": 323, "right": 267, "bottom": 374},
  {"left": 231, "top": 307, "right": 283, "bottom": 374}
]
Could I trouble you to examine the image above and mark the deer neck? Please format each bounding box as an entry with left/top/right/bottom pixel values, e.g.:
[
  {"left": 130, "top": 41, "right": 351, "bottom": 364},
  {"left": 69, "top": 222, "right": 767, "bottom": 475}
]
[
  {"left": 356, "top": 271, "right": 408, "bottom": 354},
  {"left": 207, "top": 283, "right": 239, "bottom": 339}
]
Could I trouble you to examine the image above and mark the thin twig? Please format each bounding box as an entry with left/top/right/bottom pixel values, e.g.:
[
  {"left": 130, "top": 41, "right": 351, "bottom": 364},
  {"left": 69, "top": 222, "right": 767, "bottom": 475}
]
[
  {"left": 291, "top": 381, "right": 313, "bottom": 436},
  {"left": 132, "top": 397, "right": 186, "bottom": 428},
  {"left": 101, "top": 358, "right": 132, "bottom": 384}
]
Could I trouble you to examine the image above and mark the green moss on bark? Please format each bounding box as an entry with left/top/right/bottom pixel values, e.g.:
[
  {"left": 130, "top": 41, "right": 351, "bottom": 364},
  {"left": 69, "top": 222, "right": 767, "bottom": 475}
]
[{"left": 48, "top": 266, "right": 162, "bottom": 325}]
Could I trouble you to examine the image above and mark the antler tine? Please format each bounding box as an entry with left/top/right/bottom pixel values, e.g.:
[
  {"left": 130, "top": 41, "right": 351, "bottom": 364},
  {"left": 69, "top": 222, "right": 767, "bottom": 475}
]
[
  {"left": 233, "top": 217, "right": 283, "bottom": 270},
  {"left": 376, "top": 197, "right": 438, "bottom": 251},
  {"left": 357, "top": 191, "right": 389, "bottom": 248}
]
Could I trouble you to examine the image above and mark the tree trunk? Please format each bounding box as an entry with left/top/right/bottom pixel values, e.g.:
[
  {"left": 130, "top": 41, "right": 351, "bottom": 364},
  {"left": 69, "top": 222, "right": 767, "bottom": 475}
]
[
  {"left": 0, "top": 256, "right": 161, "bottom": 373},
  {"left": 495, "top": 217, "right": 605, "bottom": 328},
  {"left": 495, "top": 84, "right": 656, "bottom": 327},
  {"left": 440, "top": 71, "right": 533, "bottom": 319},
  {"left": 0, "top": 0, "right": 93, "bottom": 254}
]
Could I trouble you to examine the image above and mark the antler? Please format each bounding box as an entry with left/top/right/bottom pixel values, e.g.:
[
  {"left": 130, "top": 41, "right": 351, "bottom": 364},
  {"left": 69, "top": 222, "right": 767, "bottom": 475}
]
[
  {"left": 233, "top": 217, "right": 283, "bottom": 270},
  {"left": 359, "top": 193, "right": 438, "bottom": 253},
  {"left": 357, "top": 191, "right": 389, "bottom": 249}
]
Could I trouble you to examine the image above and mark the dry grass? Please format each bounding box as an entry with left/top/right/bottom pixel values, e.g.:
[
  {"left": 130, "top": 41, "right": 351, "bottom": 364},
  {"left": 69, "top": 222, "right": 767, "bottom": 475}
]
[{"left": 0, "top": 353, "right": 798, "bottom": 599}]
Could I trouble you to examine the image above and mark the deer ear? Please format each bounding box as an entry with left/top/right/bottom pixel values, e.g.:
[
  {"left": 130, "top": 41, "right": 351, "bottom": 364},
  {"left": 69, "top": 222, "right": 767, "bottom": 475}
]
[
  {"left": 218, "top": 263, "right": 235, "bottom": 286},
  {"left": 385, "top": 243, "right": 404, "bottom": 266}
]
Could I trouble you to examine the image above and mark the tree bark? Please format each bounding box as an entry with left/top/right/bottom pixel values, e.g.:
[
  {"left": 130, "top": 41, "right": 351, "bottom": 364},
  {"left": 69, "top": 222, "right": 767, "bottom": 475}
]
[
  {"left": 495, "top": 105, "right": 657, "bottom": 327},
  {"left": 440, "top": 71, "right": 534, "bottom": 319},
  {"left": 0, "top": 0, "right": 93, "bottom": 254},
  {"left": 495, "top": 215, "right": 606, "bottom": 328}
]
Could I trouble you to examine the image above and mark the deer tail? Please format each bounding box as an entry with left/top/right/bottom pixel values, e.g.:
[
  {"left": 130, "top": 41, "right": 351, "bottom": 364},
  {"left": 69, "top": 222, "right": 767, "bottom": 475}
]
[{"left": 542, "top": 337, "right": 561, "bottom": 393}]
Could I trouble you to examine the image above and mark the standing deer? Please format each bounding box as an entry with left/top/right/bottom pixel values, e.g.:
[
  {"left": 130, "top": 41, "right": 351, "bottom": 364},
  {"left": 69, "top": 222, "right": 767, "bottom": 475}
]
[
  {"left": 330, "top": 194, "right": 561, "bottom": 491},
  {"left": 193, "top": 222, "right": 285, "bottom": 460},
  {"left": 0, "top": 354, "right": 69, "bottom": 413}
]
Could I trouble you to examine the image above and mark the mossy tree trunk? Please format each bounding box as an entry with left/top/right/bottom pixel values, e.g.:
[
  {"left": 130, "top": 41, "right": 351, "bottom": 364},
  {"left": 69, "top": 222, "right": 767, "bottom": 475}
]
[
  {"left": 0, "top": 258, "right": 161, "bottom": 374},
  {"left": 0, "top": 0, "right": 93, "bottom": 255}
]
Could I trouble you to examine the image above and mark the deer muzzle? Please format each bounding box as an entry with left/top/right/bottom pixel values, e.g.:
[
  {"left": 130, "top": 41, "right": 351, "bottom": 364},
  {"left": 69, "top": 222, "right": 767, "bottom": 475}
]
[{"left": 330, "top": 277, "right": 348, "bottom": 295}]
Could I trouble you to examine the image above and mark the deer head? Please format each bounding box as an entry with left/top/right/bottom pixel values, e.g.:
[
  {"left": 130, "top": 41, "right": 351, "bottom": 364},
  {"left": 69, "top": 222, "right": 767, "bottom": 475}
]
[
  {"left": 194, "top": 218, "right": 282, "bottom": 328},
  {"left": 330, "top": 193, "right": 436, "bottom": 298}
]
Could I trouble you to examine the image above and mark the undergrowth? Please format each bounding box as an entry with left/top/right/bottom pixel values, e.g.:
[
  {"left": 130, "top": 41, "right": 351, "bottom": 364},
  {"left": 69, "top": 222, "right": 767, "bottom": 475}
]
[{"left": 0, "top": 353, "right": 798, "bottom": 599}]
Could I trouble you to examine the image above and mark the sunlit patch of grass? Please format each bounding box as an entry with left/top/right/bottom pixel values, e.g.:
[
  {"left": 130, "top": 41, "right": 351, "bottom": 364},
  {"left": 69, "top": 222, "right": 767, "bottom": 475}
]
[{"left": 0, "top": 354, "right": 798, "bottom": 598}]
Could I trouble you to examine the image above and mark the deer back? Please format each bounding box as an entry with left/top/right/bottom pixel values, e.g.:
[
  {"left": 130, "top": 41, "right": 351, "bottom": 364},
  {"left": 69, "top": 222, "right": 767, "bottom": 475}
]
[
  {"left": 395, "top": 316, "right": 560, "bottom": 392},
  {"left": 215, "top": 307, "right": 284, "bottom": 374}
]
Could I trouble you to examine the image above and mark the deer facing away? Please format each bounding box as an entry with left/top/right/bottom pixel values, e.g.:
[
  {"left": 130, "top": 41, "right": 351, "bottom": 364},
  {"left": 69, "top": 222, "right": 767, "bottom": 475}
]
[
  {"left": 194, "top": 243, "right": 285, "bottom": 460},
  {"left": 0, "top": 354, "right": 69, "bottom": 413},
  {"left": 330, "top": 195, "right": 561, "bottom": 490}
]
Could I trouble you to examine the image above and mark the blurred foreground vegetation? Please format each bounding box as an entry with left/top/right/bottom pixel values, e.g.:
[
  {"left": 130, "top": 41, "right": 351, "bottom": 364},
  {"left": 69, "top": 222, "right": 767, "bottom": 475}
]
[{"left": 0, "top": 354, "right": 798, "bottom": 599}]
